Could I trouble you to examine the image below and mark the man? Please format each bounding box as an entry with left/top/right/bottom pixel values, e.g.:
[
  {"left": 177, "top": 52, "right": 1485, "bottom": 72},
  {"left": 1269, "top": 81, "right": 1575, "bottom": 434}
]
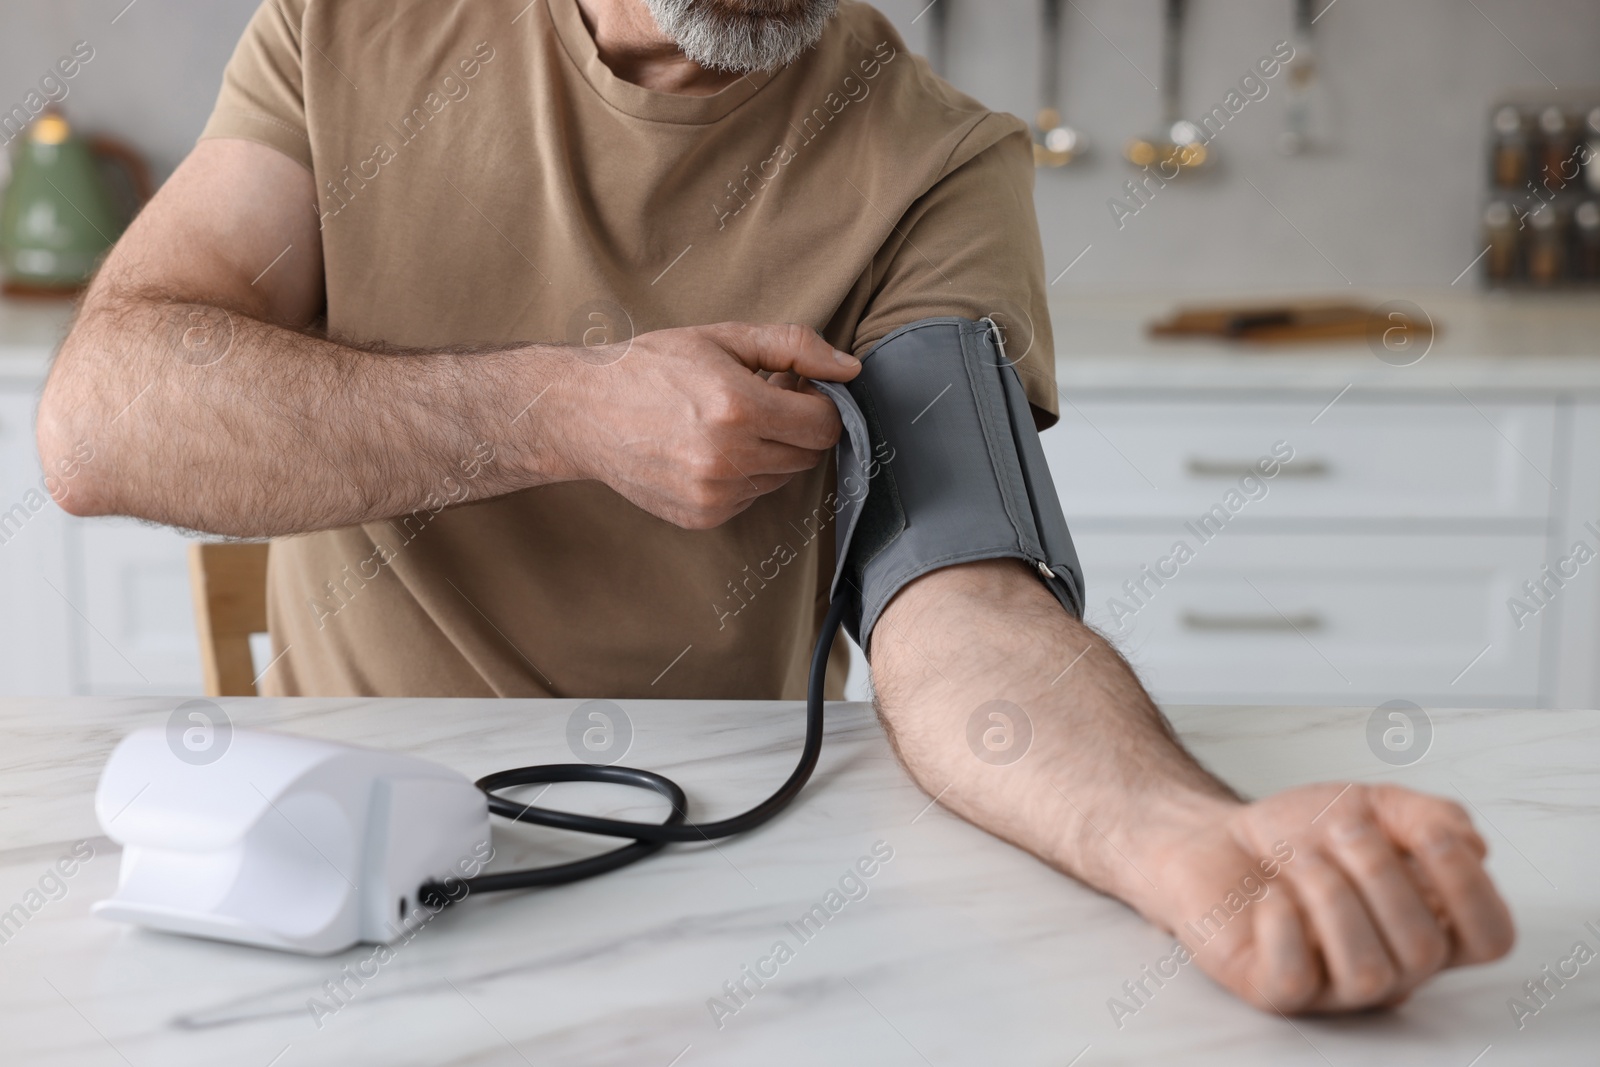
[{"left": 38, "top": 0, "right": 1512, "bottom": 1016}]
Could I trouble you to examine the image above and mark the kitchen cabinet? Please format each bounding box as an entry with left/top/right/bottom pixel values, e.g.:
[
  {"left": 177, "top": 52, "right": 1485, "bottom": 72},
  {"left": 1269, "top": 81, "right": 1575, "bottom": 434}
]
[
  {"left": 0, "top": 387, "right": 75, "bottom": 695},
  {"left": 842, "top": 292, "right": 1600, "bottom": 709},
  {"left": 75, "top": 517, "right": 204, "bottom": 694},
  {"left": 1045, "top": 396, "right": 1563, "bottom": 707},
  {"left": 1069, "top": 530, "right": 1548, "bottom": 706},
  {"left": 1042, "top": 399, "right": 1557, "bottom": 521}
]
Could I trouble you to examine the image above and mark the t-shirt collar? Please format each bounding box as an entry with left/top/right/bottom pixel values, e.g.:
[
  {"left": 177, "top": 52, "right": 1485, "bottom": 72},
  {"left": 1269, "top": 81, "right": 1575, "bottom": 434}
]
[{"left": 544, "top": 0, "right": 777, "bottom": 124}]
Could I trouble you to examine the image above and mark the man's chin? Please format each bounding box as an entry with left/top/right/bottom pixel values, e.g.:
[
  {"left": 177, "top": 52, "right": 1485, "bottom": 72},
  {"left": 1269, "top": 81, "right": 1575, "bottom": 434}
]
[{"left": 645, "top": 0, "right": 841, "bottom": 74}]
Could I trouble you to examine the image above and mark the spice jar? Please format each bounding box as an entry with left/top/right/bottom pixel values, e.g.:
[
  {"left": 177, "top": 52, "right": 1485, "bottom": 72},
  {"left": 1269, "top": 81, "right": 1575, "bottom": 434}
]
[
  {"left": 1526, "top": 202, "right": 1566, "bottom": 285},
  {"left": 1484, "top": 201, "right": 1519, "bottom": 283},
  {"left": 1576, "top": 201, "right": 1600, "bottom": 279},
  {"left": 1539, "top": 106, "right": 1577, "bottom": 191},
  {"left": 1490, "top": 106, "right": 1529, "bottom": 189}
]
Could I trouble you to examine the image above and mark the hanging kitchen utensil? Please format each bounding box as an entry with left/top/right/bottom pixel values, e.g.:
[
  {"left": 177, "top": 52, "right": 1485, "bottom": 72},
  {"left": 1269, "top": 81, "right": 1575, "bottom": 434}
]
[
  {"left": 1125, "top": 0, "right": 1208, "bottom": 173},
  {"left": 1278, "top": 0, "right": 1318, "bottom": 155},
  {"left": 926, "top": 0, "right": 950, "bottom": 78},
  {"left": 1034, "top": 0, "right": 1086, "bottom": 167},
  {"left": 1586, "top": 107, "right": 1600, "bottom": 194},
  {"left": 1, "top": 111, "right": 151, "bottom": 297}
]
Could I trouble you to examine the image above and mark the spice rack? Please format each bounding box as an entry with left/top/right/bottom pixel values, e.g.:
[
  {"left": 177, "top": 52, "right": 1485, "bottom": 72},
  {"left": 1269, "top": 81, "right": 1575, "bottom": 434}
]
[{"left": 1481, "top": 93, "right": 1600, "bottom": 287}]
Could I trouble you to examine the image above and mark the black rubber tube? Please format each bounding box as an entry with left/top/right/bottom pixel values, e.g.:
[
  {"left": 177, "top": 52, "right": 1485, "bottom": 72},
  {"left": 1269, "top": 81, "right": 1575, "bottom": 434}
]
[{"left": 419, "top": 593, "right": 846, "bottom": 907}]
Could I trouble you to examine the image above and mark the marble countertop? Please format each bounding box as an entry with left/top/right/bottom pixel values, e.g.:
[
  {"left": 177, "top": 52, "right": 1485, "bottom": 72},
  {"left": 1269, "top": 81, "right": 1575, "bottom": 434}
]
[
  {"left": 1049, "top": 289, "right": 1600, "bottom": 395},
  {"left": 0, "top": 696, "right": 1595, "bottom": 1066}
]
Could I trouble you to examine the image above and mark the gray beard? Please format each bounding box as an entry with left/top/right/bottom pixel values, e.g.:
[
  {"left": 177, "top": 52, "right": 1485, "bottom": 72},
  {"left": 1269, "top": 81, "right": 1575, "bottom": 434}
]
[{"left": 642, "top": 0, "right": 840, "bottom": 73}]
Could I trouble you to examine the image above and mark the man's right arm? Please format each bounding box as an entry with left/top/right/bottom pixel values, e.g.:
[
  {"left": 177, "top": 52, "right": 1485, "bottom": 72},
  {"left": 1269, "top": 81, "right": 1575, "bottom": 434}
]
[{"left": 38, "top": 139, "right": 859, "bottom": 538}]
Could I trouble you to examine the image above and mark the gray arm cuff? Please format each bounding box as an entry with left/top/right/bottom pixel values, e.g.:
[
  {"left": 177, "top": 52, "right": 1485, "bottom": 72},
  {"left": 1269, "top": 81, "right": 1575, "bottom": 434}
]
[{"left": 813, "top": 317, "right": 1085, "bottom": 654}]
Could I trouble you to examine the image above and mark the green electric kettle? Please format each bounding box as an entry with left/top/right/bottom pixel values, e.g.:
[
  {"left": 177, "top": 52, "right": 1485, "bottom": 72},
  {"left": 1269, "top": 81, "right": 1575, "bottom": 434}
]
[{"left": 0, "top": 112, "right": 150, "bottom": 296}]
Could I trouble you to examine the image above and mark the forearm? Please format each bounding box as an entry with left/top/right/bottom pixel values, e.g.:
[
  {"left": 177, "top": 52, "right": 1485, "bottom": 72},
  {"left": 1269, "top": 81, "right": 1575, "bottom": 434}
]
[
  {"left": 39, "top": 290, "right": 574, "bottom": 537},
  {"left": 869, "top": 559, "right": 1240, "bottom": 917}
]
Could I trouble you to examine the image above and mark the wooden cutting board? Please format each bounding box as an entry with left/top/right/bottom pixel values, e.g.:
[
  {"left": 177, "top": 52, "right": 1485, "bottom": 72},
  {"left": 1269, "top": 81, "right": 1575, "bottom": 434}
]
[{"left": 1149, "top": 301, "right": 1435, "bottom": 345}]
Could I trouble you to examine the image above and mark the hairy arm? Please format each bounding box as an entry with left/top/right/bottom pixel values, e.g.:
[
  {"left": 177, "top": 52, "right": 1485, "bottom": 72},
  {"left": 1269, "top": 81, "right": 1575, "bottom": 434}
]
[
  {"left": 38, "top": 139, "right": 858, "bottom": 538},
  {"left": 37, "top": 139, "right": 574, "bottom": 535},
  {"left": 870, "top": 559, "right": 1515, "bottom": 1013}
]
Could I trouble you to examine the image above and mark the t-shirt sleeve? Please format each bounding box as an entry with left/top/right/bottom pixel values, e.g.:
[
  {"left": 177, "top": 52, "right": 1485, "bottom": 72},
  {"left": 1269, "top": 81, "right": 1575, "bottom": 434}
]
[
  {"left": 850, "top": 114, "right": 1058, "bottom": 426},
  {"left": 199, "top": 0, "right": 313, "bottom": 171}
]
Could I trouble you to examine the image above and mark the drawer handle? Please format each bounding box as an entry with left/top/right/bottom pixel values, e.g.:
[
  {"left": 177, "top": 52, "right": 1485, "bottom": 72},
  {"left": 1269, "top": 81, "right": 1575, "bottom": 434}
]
[
  {"left": 1181, "top": 611, "right": 1324, "bottom": 633},
  {"left": 1185, "top": 458, "right": 1331, "bottom": 479}
]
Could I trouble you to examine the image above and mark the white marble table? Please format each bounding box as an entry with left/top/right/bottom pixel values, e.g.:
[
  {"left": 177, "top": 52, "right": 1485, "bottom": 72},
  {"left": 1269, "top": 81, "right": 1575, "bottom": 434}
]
[{"left": 0, "top": 697, "right": 1595, "bottom": 1066}]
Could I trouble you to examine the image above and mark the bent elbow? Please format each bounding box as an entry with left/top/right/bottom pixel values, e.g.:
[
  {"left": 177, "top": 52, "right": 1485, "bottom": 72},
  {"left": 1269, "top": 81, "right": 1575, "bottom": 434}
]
[
  {"left": 34, "top": 393, "right": 113, "bottom": 518},
  {"left": 47, "top": 473, "right": 110, "bottom": 519}
]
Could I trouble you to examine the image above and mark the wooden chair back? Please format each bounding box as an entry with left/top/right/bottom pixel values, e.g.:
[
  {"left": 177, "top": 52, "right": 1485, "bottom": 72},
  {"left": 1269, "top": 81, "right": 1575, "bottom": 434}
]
[{"left": 187, "top": 542, "right": 270, "bottom": 696}]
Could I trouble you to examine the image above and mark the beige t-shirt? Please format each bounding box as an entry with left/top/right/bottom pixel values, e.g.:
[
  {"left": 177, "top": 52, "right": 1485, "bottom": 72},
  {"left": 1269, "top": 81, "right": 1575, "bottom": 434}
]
[{"left": 201, "top": 0, "right": 1057, "bottom": 699}]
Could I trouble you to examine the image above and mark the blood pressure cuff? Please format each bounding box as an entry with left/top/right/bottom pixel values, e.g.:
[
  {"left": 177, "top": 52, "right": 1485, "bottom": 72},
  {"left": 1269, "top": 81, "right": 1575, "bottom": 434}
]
[{"left": 812, "top": 317, "right": 1085, "bottom": 654}]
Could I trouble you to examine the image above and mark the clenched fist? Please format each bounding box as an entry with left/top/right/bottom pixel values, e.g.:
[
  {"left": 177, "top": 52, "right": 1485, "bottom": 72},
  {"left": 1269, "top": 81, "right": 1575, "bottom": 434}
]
[{"left": 1138, "top": 783, "right": 1515, "bottom": 1014}]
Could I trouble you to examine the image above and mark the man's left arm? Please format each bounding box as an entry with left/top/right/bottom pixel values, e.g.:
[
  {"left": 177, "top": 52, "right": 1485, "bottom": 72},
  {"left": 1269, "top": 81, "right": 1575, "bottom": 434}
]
[{"left": 869, "top": 558, "right": 1514, "bottom": 1013}]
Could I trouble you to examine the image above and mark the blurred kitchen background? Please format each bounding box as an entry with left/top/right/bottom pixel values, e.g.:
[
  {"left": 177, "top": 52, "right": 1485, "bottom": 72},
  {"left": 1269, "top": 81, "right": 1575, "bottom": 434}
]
[{"left": 2, "top": 0, "right": 1599, "bottom": 710}]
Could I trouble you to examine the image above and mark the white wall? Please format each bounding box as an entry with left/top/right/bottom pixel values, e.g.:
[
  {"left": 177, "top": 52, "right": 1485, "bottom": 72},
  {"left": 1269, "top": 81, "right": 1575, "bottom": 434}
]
[
  {"left": 876, "top": 0, "right": 1600, "bottom": 296},
  {"left": 3, "top": 0, "right": 1598, "bottom": 293},
  {"left": 0, "top": 0, "right": 256, "bottom": 178}
]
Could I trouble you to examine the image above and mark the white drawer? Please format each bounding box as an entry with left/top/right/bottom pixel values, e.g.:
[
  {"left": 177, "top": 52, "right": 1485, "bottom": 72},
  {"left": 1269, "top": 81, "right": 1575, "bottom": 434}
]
[
  {"left": 76, "top": 517, "right": 203, "bottom": 695},
  {"left": 1074, "top": 532, "right": 1547, "bottom": 704},
  {"left": 1043, "top": 400, "right": 1557, "bottom": 520},
  {"left": 0, "top": 389, "right": 74, "bottom": 695}
]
